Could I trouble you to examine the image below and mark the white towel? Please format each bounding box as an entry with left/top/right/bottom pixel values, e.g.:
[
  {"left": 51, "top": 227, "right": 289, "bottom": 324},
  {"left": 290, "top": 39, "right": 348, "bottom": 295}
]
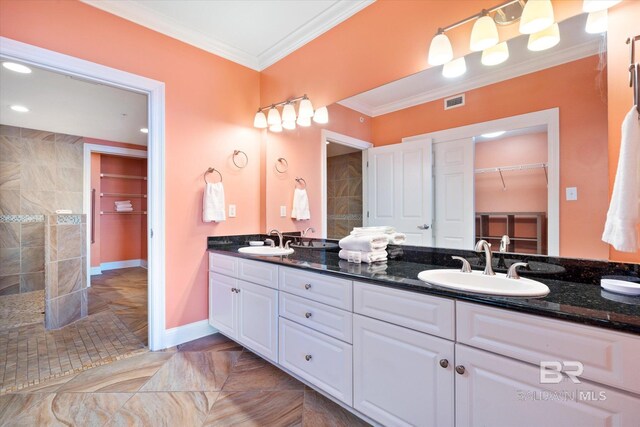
[
  {"left": 116, "top": 207, "right": 133, "bottom": 212},
  {"left": 388, "top": 232, "right": 406, "bottom": 245},
  {"left": 203, "top": 182, "right": 226, "bottom": 223},
  {"left": 291, "top": 188, "right": 310, "bottom": 220},
  {"left": 339, "top": 260, "right": 388, "bottom": 274},
  {"left": 602, "top": 106, "right": 640, "bottom": 252},
  {"left": 350, "top": 226, "right": 396, "bottom": 237},
  {"left": 339, "top": 249, "right": 387, "bottom": 264},
  {"left": 339, "top": 234, "right": 388, "bottom": 252}
]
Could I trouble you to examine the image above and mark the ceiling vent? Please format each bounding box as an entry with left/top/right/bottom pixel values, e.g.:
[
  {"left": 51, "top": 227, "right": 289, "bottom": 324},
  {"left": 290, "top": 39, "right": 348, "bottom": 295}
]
[{"left": 444, "top": 94, "right": 465, "bottom": 110}]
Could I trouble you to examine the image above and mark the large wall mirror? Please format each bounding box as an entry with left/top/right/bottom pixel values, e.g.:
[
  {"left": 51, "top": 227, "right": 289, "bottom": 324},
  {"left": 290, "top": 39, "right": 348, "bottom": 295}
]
[{"left": 265, "top": 12, "right": 609, "bottom": 261}]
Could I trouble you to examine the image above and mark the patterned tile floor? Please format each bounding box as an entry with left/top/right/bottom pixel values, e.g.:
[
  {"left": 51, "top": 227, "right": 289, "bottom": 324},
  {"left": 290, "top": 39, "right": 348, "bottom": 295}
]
[
  {"left": 0, "top": 290, "right": 44, "bottom": 331},
  {"left": 0, "top": 333, "right": 371, "bottom": 426}
]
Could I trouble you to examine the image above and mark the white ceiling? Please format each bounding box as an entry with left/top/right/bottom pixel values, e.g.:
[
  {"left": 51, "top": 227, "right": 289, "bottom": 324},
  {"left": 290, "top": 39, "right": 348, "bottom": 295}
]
[
  {"left": 0, "top": 62, "right": 148, "bottom": 146},
  {"left": 339, "top": 13, "right": 604, "bottom": 117},
  {"left": 81, "top": 0, "right": 374, "bottom": 71}
]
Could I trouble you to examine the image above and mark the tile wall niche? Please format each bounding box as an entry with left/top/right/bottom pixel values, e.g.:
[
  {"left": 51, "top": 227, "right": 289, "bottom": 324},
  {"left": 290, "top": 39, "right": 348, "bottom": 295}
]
[
  {"left": 326, "top": 152, "right": 363, "bottom": 239},
  {"left": 0, "top": 125, "right": 84, "bottom": 296}
]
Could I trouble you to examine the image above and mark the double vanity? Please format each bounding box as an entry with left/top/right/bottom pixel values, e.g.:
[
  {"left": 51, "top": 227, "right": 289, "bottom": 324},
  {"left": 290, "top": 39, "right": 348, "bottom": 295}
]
[{"left": 208, "top": 237, "right": 640, "bottom": 426}]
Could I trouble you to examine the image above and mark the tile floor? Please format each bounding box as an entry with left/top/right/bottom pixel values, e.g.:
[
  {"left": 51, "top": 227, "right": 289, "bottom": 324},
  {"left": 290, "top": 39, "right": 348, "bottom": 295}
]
[
  {"left": 0, "top": 333, "right": 371, "bottom": 426},
  {"left": 0, "top": 290, "right": 44, "bottom": 331}
]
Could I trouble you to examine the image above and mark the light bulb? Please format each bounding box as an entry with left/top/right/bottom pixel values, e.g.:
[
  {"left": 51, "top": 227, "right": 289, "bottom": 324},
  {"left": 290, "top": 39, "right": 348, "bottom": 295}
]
[
  {"left": 296, "top": 116, "right": 311, "bottom": 127},
  {"left": 527, "top": 23, "right": 560, "bottom": 51},
  {"left": 520, "top": 0, "right": 555, "bottom": 34},
  {"left": 10, "top": 105, "right": 29, "bottom": 113},
  {"left": 282, "top": 103, "right": 296, "bottom": 122},
  {"left": 582, "top": 0, "right": 621, "bottom": 13},
  {"left": 470, "top": 15, "right": 499, "bottom": 51},
  {"left": 442, "top": 57, "right": 467, "bottom": 78},
  {"left": 282, "top": 120, "right": 296, "bottom": 130},
  {"left": 2, "top": 62, "right": 32, "bottom": 73},
  {"left": 298, "top": 97, "right": 314, "bottom": 119},
  {"left": 313, "top": 106, "right": 329, "bottom": 124},
  {"left": 428, "top": 32, "right": 453, "bottom": 65},
  {"left": 269, "top": 123, "right": 283, "bottom": 133},
  {"left": 585, "top": 10, "right": 607, "bottom": 34},
  {"left": 253, "top": 110, "right": 267, "bottom": 128},
  {"left": 267, "top": 106, "right": 281, "bottom": 126},
  {"left": 481, "top": 42, "right": 509, "bottom": 66}
]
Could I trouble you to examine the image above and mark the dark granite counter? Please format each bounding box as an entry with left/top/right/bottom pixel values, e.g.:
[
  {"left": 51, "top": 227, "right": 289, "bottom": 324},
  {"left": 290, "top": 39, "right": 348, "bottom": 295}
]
[{"left": 207, "top": 235, "right": 640, "bottom": 335}]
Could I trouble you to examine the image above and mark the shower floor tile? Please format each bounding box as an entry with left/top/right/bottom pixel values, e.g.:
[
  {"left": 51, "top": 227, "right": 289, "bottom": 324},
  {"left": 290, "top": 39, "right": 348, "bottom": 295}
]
[{"left": 0, "top": 290, "right": 44, "bottom": 330}]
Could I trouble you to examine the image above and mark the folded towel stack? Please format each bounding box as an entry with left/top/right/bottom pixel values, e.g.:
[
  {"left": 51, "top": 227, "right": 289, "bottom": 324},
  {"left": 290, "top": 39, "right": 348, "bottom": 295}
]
[
  {"left": 115, "top": 200, "right": 133, "bottom": 212},
  {"left": 350, "top": 226, "right": 407, "bottom": 245},
  {"left": 338, "top": 233, "right": 388, "bottom": 264}
]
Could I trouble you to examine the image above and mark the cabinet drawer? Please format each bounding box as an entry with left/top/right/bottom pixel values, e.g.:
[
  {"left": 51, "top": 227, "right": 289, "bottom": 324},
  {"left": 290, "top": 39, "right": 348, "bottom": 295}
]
[
  {"left": 279, "top": 318, "right": 352, "bottom": 405},
  {"left": 457, "top": 302, "right": 640, "bottom": 394},
  {"left": 238, "top": 258, "right": 278, "bottom": 289},
  {"left": 279, "top": 267, "right": 352, "bottom": 310},
  {"left": 354, "top": 281, "right": 455, "bottom": 340},
  {"left": 279, "top": 292, "right": 353, "bottom": 343},
  {"left": 209, "top": 253, "right": 237, "bottom": 276}
]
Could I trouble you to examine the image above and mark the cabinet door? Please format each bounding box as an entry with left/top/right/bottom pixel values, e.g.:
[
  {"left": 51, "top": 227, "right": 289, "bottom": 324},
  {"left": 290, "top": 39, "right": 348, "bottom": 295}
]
[
  {"left": 353, "top": 314, "right": 454, "bottom": 427},
  {"left": 209, "top": 272, "right": 237, "bottom": 338},
  {"left": 237, "top": 280, "right": 278, "bottom": 363},
  {"left": 455, "top": 344, "right": 640, "bottom": 427}
]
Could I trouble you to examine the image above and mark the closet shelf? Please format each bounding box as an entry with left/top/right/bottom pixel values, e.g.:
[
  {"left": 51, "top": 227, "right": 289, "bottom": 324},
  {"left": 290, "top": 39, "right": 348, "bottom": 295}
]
[
  {"left": 100, "top": 192, "right": 147, "bottom": 198},
  {"left": 100, "top": 211, "right": 147, "bottom": 215},
  {"left": 100, "top": 173, "right": 147, "bottom": 180}
]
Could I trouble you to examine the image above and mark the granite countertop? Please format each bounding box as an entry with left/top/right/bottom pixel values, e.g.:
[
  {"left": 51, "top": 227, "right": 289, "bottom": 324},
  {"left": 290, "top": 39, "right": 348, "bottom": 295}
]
[{"left": 207, "top": 240, "right": 640, "bottom": 335}]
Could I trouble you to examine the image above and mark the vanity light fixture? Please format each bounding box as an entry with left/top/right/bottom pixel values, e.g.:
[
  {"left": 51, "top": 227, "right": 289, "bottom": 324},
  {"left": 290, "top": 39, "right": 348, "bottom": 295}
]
[
  {"left": 296, "top": 115, "right": 311, "bottom": 127},
  {"left": 442, "top": 57, "right": 467, "bottom": 78},
  {"left": 2, "top": 62, "right": 32, "bottom": 74},
  {"left": 482, "top": 41, "right": 510, "bottom": 65},
  {"left": 281, "top": 102, "right": 297, "bottom": 123},
  {"left": 140, "top": 127, "right": 149, "bottom": 134},
  {"left": 282, "top": 120, "right": 296, "bottom": 130},
  {"left": 313, "top": 106, "right": 329, "bottom": 124},
  {"left": 253, "top": 94, "right": 326, "bottom": 131},
  {"left": 470, "top": 11, "right": 500, "bottom": 51},
  {"left": 519, "top": 0, "right": 555, "bottom": 34},
  {"left": 253, "top": 110, "right": 267, "bottom": 128},
  {"left": 10, "top": 105, "right": 29, "bottom": 113},
  {"left": 582, "top": 0, "right": 620, "bottom": 13},
  {"left": 585, "top": 9, "right": 608, "bottom": 34},
  {"left": 269, "top": 123, "right": 283, "bottom": 133},
  {"left": 527, "top": 22, "right": 560, "bottom": 51},
  {"left": 428, "top": 29, "right": 453, "bottom": 65},
  {"left": 481, "top": 131, "right": 506, "bottom": 138},
  {"left": 267, "top": 106, "right": 281, "bottom": 126},
  {"left": 298, "top": 96, "right": 314, "bottom": 119}
]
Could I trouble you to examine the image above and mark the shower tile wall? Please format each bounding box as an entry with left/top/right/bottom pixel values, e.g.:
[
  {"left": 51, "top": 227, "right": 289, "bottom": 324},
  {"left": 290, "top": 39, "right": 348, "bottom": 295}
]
[
  {"left": 0, "top": 124, "right": 84, "bottom": 296},
  {"left": 327, "top": 152, "right": 363, "bottom": 239}
]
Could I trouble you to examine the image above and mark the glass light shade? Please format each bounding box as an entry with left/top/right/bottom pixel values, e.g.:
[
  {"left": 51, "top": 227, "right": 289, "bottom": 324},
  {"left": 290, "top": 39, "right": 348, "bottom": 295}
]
[
  {"left": 282, "top": 120, "right": 296, "bottom": 130},
  {"left": 282, "top": 103, "right": 297, "bottom": 122},
  {"left": 298, "top": 98, "right": 314, "bottom": 119},
  {"left": 519, "top": 0, "right": 555, "bottom": 34},
  {"left": 583, "top": 0, "right": 620, "bottom": 13},
  {"left": 2, "top": 62, "right": 32, "bottom": 73},
  {"left": 267, "top": 107, "right": 281, "bottom": 125},
  {"left": 585, "top": 10, "right": 607, "bottom": 33},
  {"left": 313, "top": 106, "right": 329, "bottom": 124},
  {"left": 442, "top": 57, "right": 467, "bottom": 78},
  {"left": 269, "top": 123, "right": 283, "bottom": 132},
  {"left": 527, "top": 23, "right": 560, "bottom": 51},
  {"left": 481, "top": 42, "right": 509, "bottom": 66},
  {"left": 296, "top": 115, "right": 311, "bottom": 127},
  {"left": 253, "top": 111, "right": 267, "bottom": 128},
  {"left": 428, "top": 33, "right": 453, "bottom": 65},
  {"left": 470, "top": 15, "right": 499, "bottom": 51}
]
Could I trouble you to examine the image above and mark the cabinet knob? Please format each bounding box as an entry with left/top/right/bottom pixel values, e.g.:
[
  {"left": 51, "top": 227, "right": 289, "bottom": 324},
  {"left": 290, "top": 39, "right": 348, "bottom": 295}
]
[
  {"left": 231, "top": 288, "right": 236, "bottom": 293},
  {"left": 305, "top": 354, "right": 312, "bottom": 361},
  {"left": 305, "top": 312, "right": 312, "bottom": 318},
  {"left": 455, "top": 365, "right": 466, "bottom": 375},
  {"left": 304, "top": 283, "right": 312, "bottom": 290},
  {"left": 439, "top": 359, "right": 449, "bottom": 368},
  {"left": 236, "top": 288, "right": 240, "bottom": 293}
]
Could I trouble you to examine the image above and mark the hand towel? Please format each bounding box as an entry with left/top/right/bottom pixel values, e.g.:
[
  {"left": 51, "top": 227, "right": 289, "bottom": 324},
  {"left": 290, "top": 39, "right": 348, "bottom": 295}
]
[
  {"left": 339, "top": 249, "right": 387, "bottom": 264},
  {"left": 339, "top": 234, "right": 388, "bottom": 252},
  {"left": 291, "top": 188, "right": 310, "bottom": 220},
  {"left": 388, "top": 232, "right": 406, "bottom": 245},
  {"left": 602, "top": 106, "right": 640, "bottom": 252},
  {"left": 203, "top": 182, "right": 226, "bottom": 223},
  {"left": 116, "top": 207, "right": 133, "bottom": 212}
]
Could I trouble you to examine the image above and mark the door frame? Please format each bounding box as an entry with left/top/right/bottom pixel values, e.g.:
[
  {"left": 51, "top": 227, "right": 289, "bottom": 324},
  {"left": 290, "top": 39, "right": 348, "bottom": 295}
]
[
  {"left": 1, "top": 36, "right": 167, "bottom": 350},
  {"left": 320, "top": 130, "right": 372, "bottom": 239},
  {"left": 402, "top": 108, "right": 560, "bottom": 256}
]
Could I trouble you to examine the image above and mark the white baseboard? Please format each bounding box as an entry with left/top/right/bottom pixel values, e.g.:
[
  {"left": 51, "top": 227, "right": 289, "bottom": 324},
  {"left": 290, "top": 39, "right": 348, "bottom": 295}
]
[
  {"left": 90, "top": 266, "right": 102, "bottom": 275},
  {"left": 163, "top": 319, "right": 218, "bottom": 349},
  {"left": 141, "top": 259, "right": 148, "bottom": 269},
  {"left": 100, "top": 259, "right": 145, "bottom": 271}
]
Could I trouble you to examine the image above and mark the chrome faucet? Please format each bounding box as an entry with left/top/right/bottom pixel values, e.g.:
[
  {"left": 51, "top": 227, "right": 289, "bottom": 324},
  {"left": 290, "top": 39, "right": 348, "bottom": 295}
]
[
  {"left": 499, "top": 235, "right": 510, "bottom": 253},
  {"left": 302, "top": 227, "right": 315, "bottom": 237},
  {"left": 474, "top": 239, "right": 495, "bottom": 276},
  {"left": 269, "top": 229, "right": 283, "bottom": 249}
]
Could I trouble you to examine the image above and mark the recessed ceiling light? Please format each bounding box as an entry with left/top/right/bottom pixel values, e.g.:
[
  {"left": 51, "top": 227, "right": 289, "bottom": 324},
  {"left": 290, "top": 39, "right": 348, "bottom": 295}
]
[
  {"left": 140, "top": 128, "right": 149, "bottom": 134},
  {"left": 10, "top": 105, "right": 29, "bottom": 113},
  {"left": 481, "top": 131, "right": 506, "bottom": 138},
  {"left": 2, "top": 62, "right": 32, "bottom": 74}
]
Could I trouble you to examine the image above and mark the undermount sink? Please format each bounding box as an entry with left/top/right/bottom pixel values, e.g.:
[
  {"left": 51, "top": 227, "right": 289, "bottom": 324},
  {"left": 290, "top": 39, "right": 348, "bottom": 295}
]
[
  {"left": 417, "top": 269, "right": 550, "bottom": 297},
  {"left": 238, "top": 246, "right": 294, "bottom": 256}
]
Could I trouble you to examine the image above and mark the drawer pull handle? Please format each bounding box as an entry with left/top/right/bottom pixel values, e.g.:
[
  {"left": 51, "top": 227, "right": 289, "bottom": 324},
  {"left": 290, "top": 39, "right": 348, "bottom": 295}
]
[
  {"left": 455, "top": 365, "right": 466, "bottom": 375},
  {"left": 305, "top": 354, "right": 312, "bottom": 361},
  {"left": 439, "top": 359, "right": 449, "bottom": 368},
  {"left": 304, "top": 283, "right": 312, "bottom": 290},
  {"left": 305, "top": 312, "right": 312, "bottom": 318}
]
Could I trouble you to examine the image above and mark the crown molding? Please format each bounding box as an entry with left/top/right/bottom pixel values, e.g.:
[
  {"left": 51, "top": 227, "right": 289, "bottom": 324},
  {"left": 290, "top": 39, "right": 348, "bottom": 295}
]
[{"left": 336, "top": 97, "right": 374, "bottom": 117}]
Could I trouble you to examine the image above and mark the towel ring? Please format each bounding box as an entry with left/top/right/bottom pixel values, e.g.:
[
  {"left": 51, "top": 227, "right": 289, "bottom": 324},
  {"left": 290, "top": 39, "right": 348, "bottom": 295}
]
[
  {"left": 204, "top": 167, "right": 222, "bottom": 184},
  {"left": 232, "top": 150, "right": 248, "bottom": 168},
  {"left": 295, "top": 177, "right": 307, "bottom": 189},
  {"left": 275, "top": 157, "right": 288, "bottom": 174}
]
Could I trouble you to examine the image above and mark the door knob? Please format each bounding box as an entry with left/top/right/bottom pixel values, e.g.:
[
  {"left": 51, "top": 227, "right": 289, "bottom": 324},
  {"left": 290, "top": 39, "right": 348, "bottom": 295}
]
[
  {"left": 455, "top": 365, "right": 466, "bottom": 375},
  {"left": 305, "top": 354, "right": 313, "bottom": 361},
  {"left": 417, "top": 224, "right": 431, "bottom": 230},
  {"left": 439, "top": 359, "right": 449, "bottom": 368},
  {"left": 304, "top": 283, "right": 312, "bottom": 290}
]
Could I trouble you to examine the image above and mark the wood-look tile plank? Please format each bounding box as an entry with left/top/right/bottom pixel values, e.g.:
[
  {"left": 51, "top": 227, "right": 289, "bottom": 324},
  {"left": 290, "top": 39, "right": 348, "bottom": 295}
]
[
  {"left": 204, "top": 391, "right": 303, "bottom": 427},
  {"left": 222, "top": 351, "right": 304, "bottom": 392}
]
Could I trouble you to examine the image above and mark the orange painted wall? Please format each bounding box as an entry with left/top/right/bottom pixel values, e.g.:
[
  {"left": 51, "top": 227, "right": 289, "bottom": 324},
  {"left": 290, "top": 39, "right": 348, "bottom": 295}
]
[
  {"left": 370, "top": 56, "right": 609, "bottom": 260},
  {"left": 0, "top": 0, "right": 262, "bottom": 328},
  {"left": 607, "top": 0, "right": 640, "bottom": 263},
  {"left": 475, "top": 133, "right": 548, "bottom": 214},
  {"left": 265, "top": 103, "right": 371, "bottom": 235}
]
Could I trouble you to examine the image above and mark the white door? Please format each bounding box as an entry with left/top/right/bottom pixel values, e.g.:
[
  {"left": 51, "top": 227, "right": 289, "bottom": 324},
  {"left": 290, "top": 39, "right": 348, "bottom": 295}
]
[
  {"left": 455, "top": 344, "right": 640, "bottom": 427},
  {"left": 237, "top": 280, "right": 278, "bottom": 363},
  {"left": 433, "top": 138, "right": 474, "bottom": 249},
  {"left": 353, "top": 314, "right": 454, "bottom": 427},
  {"left": 366, "top": 138, "right": 432, "bottom": 245},
  {"left": 208, "top": 272, "right": 237, "bottom": 337}
]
